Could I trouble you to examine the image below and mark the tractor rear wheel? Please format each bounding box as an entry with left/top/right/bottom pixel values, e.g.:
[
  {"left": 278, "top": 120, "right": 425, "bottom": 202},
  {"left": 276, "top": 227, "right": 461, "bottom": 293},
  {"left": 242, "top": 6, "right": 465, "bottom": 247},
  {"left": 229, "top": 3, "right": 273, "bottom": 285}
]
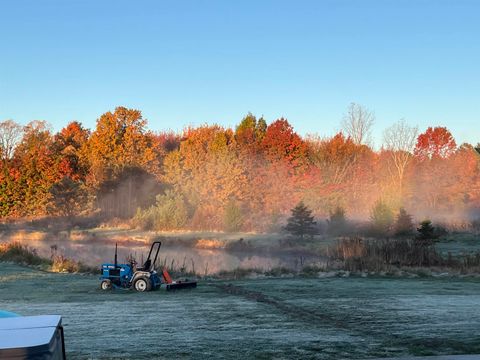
[
  {"left": 100, "top": 280, "right": 112, "bottom": 290},
  {"left": 133, "top": 277, "right": 151, "bottom": 292}
]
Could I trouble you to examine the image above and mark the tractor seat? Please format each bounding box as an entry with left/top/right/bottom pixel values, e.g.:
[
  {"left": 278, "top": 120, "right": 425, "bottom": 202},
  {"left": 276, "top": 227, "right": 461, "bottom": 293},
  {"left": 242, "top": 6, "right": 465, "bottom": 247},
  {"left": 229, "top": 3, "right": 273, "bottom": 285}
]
[{"left": 137, "top": 259, "right": 151, "bottom": 272}]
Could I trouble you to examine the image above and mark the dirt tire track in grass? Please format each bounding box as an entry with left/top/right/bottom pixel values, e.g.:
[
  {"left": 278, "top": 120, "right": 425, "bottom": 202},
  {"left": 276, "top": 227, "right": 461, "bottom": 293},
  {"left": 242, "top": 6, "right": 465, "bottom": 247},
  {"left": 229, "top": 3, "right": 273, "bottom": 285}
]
[
  {"left": 214, "top": 283, "right": 349, "bottom": 330},
  {"left": 215, "top": 283, "right": 480, "bottom": 357}
]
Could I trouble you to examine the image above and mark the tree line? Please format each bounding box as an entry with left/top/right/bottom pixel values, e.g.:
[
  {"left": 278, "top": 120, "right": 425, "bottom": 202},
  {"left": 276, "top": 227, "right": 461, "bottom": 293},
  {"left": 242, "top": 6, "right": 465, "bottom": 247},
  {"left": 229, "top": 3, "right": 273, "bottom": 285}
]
[{"left": 0, "top": 104, "right": 479, "bottom": 232}]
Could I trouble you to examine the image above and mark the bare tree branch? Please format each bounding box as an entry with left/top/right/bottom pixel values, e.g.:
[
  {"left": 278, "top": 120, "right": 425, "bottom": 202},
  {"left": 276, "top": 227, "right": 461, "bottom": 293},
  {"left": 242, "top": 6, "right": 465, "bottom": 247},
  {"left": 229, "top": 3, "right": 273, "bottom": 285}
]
[
  {"left": 0, "top": 119, "right": 23, "bottom": 162},
  {"left": 341, "top": 103, "right": 375, "bottom": 146},
  {"left": 383, "top": 119, "right": 418, "bottom": 194}
]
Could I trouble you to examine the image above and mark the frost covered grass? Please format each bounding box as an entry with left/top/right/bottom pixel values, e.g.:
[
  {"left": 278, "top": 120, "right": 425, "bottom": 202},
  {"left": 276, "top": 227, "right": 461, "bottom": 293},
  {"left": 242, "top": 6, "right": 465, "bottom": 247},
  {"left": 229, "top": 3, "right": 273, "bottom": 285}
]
[
  {"left": 436, "top": 233, "right": 480, "bottom": 255},
  {"left": 1, "top": 262, "right": 480, "bottom": 359}
]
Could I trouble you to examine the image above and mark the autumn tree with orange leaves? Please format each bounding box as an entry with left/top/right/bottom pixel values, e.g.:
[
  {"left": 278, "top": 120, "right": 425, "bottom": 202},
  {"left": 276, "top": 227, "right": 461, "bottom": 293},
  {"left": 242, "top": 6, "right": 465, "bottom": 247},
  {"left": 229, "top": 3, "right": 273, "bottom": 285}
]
[
  {"left": 85, "top": 107, "right": 161, "bottom": 217},
  {"left": 13, "top": 121, "right": 59, "bottom": 216}
]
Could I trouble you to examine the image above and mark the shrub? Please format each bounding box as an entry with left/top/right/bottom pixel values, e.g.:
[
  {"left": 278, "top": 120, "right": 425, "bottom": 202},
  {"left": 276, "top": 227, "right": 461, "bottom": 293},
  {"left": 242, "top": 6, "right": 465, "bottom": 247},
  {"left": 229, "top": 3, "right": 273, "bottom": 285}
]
[
  {"left": 132, "top": 207, "right": 154, "bottom": 230},
  {"left": 370, "top": 200, "right": 394, "bottom": 237},
  {"left": 0, "top": 242, "right": 49, "bottom": 266},
  {"left": 416, "top": 220, "right": 438, "bottom": 245},
  {"left": 327, "top": 206, "right": 348, "bottom": 236},
  {"left": 0, "top": 242, "right": 93, "bottom": 273},
  {"left": 265, "top": 267, "right": 293, "bottom": 277},
  {"left": 51, "top": 255, "right": 80, "bottom": 273},
  {"left": 133, "top": 190, "right": 189, "bottom": 231}
]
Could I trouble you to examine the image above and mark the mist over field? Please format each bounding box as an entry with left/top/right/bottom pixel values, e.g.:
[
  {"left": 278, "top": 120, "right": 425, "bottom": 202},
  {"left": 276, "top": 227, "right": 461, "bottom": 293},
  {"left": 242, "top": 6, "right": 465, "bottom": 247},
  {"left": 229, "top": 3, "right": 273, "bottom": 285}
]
[{"left": 1, "top": 105, "right": 479, "bottom": 235}]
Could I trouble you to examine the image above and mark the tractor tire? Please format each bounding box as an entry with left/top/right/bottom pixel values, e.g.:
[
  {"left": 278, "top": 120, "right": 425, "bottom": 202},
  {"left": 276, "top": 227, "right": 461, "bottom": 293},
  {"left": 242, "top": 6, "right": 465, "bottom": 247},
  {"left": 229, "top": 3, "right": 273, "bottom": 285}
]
[
  {"left": 100, "top": 279, "right": 112, "bottom": 291},
  {"left": 133, "top": 277, "right": 152, "bottom": 292}
]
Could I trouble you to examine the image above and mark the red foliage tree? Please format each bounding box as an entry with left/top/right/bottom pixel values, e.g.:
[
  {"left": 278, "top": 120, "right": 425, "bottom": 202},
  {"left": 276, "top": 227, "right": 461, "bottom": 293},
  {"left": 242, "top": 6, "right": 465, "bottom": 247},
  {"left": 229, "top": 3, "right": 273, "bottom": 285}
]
[
  {"left": 414, "top": 126, "right": 456, "bottom": 160},
  {"left": 261, "top": 118, "right": 308, "bottom": 169},
  {"left": 152, "top": 131, "right": 180, "bottom": 155}
]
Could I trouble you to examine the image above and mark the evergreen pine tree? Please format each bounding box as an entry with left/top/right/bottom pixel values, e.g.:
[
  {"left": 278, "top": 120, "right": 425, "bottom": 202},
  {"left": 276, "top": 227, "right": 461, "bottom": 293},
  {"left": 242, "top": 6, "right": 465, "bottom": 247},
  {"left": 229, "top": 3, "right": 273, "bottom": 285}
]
[
  {"left": 284, "top": 201, "right": 318, "bottom": 239},
  {"left": 394, "top": 208, "right": 414, "bottom": 237},
  {"left": 417, "top": 219, "right": 437, "bottom": 244}
]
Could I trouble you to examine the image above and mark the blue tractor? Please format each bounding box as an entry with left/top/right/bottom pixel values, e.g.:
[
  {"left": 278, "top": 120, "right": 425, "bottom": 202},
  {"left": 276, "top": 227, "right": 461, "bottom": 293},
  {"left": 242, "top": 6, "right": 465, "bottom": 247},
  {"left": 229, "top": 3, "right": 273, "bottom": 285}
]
[{"left": 100, "top": 241, "right": 162, "bottom": 292}]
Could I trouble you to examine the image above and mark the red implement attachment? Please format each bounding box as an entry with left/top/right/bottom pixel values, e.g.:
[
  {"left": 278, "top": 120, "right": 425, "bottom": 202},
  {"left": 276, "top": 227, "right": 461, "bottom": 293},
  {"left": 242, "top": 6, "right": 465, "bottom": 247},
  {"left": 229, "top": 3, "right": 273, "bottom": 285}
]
[{"left": 161, "top": 268, "right": 197, "bottom": 291}]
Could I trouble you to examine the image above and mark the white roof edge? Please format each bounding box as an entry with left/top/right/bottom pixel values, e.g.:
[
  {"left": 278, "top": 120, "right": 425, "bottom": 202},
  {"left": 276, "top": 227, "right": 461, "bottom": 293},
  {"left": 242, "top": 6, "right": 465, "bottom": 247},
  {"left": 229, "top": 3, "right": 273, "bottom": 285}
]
[{"left": 0, "top": 315, "right": 62, "bottom": 330}]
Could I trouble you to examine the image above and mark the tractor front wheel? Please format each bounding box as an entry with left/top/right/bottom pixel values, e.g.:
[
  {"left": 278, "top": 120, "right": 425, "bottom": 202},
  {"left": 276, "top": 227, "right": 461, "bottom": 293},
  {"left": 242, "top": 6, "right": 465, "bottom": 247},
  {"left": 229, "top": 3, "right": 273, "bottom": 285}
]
[
  {"left": 133, "top": 277, "right": 152, "bottom": 292},
  {"left": 100, "top": 280, "right": 112, "bottom": 291}
]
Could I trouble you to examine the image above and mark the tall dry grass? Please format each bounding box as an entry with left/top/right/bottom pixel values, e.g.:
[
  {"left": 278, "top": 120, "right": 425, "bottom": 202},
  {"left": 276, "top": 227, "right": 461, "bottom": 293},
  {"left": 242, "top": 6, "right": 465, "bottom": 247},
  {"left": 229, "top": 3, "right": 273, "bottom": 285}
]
[{"left": 329, "top": 237, "right": 480, "bottom": 272}]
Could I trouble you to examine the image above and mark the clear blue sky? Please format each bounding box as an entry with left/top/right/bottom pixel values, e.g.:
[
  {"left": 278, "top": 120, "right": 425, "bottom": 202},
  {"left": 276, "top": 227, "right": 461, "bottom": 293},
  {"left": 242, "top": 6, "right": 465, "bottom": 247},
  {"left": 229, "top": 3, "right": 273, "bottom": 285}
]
[{"left": 1, "top": 0, "right": 478, "bottom": 146}]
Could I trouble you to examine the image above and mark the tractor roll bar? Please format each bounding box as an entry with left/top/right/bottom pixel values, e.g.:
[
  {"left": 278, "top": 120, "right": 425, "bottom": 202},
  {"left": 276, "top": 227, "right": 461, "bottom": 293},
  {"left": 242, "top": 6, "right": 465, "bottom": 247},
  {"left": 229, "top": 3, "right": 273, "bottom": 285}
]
[{"left": 146, "top": 241, "right": 162, "bottom": 270}]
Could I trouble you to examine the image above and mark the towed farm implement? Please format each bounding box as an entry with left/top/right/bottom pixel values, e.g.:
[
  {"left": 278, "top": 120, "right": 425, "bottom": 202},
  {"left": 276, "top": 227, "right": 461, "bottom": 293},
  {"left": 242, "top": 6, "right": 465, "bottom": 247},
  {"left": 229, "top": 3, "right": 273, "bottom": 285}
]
[{"left": 100, "top": 241, "right": 197, "bottom": 292}]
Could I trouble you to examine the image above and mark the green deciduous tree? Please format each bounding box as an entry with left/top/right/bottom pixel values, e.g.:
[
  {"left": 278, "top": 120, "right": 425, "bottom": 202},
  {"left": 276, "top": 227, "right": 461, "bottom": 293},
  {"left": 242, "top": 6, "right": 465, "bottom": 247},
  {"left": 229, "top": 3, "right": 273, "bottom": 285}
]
[{"left": 235, "top": 113, "right": 267, "bottom": 151}]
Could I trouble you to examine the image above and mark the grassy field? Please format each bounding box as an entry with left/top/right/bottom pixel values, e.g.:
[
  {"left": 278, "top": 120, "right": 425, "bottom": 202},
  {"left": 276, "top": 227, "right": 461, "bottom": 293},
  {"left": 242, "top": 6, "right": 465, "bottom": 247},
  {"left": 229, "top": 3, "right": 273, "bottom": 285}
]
[
  {"left": 436, "top": 233, "right": 480, "bottom": 255},
  {"left": 2, "top": 262, "right": 480, "bottom": 359}
]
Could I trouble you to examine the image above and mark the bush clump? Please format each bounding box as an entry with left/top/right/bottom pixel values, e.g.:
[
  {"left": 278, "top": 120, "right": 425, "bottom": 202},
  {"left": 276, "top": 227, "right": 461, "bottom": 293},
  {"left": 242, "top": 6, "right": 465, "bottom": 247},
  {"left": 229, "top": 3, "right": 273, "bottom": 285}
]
[
  {"left": 1, "top": 242, "right": 95, "bottom": 273},
  {"left": 369, "top": 200, "right": 394, "bottom": 237},
  {"left": 50, "top": 255, "right": 80, "bottom": 273},
  {"left": 0, "top": 242, "right": 50, "bottom": 266},
  {"left": 327, "top": 206, "right": 349, "bottom": 236},
  {"left": 416, "top": 219, "right": 439, "bottom": 245},
  {"left": 133, "top": 190, "right": 189, "bottom": 231}
]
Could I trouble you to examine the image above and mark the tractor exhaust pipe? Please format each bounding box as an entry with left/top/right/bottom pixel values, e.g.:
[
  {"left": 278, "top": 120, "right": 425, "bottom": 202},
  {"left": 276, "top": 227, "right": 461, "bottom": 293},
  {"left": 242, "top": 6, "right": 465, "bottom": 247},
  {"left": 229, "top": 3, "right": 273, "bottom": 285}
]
[{"left": 114, "top": 243, "right": 118, "bottom": 269}]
